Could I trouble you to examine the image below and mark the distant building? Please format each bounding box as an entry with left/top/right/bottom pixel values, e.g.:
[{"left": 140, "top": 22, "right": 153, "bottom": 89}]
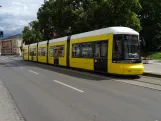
[
  {"left": 0, "top": 41, "right": 2, "bottom": 55},
  {"left": 1, "top": 39, "right": 12, "bottom": 55},
  {"left": 0, "top": 34, "right": 23, "bottom": 55}
]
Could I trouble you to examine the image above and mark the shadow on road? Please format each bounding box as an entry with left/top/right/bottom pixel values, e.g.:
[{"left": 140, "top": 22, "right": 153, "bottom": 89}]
[{"left": 1, "top": 58, "right": 141, "bottom": 81}]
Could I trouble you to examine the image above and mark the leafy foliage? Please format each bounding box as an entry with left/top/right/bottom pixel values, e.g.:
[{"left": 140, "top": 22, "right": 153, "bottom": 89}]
[
  {"left": 36, "top": 0, "right": 141, "bottom": 40},
  {"left": 22, "top": 20, "right": 42, "bottom": 44},
  {"left": 138, "top": 0, "right": 161, "bottom": 51},
  {"left": 23, "top": 0, "right": 161, "bottom": 52}
]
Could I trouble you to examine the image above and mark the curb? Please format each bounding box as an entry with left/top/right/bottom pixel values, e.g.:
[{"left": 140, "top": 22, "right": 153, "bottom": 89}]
[
  {"left": 0, "top": 77, "right": 25, "bottom": 121},
  {"left": 153, "top": 60, "right": 161, "bottom": 63},
  {"left": 143, "top": 72, "right": 161, "bottom": 78}
]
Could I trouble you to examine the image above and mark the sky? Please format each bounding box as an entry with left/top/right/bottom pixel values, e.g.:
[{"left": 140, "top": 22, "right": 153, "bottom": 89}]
[{"left": 0, "top": 0, "right": 44, "bottom": 39}]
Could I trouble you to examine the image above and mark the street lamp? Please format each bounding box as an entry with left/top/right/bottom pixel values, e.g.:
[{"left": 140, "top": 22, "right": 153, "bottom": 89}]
[{"left": 0, "top": 5, "right": 3, "bottom": 38}]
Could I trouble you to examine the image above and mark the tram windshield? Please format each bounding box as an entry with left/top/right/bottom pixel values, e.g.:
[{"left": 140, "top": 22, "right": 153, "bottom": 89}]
[{"left": 113, "top": 34, "right": 140, "bottom": 61}]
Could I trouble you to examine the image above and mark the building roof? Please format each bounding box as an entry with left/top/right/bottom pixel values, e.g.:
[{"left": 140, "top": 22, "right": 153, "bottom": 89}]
[{"left": 0, "top": 34, "right": 22, "bottom": 41}]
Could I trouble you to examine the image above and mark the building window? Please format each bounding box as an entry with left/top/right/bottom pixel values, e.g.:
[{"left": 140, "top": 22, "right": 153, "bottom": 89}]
[{"left": 38, "top": 47, "right": 46, "bottom": 56}]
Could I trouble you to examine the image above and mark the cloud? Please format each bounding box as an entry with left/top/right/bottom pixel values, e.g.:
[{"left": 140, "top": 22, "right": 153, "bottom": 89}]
[{"left": 0, "top": 0, "right": 44, "bottom": 39}]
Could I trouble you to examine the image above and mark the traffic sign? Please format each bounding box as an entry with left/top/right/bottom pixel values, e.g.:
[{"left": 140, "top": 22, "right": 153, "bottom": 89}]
[{"left": 0, "top": 31, "right": 3, "bottom": 37}]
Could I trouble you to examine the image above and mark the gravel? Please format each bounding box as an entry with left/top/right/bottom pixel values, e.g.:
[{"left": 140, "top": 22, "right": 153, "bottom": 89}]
[{"left": 0, "top": 79, "right": 25, "bottom": 121}]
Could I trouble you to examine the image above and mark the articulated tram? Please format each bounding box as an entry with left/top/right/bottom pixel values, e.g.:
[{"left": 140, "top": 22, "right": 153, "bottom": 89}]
[{"left": 23, "top": 27, "right": 144, "bottom": 75}]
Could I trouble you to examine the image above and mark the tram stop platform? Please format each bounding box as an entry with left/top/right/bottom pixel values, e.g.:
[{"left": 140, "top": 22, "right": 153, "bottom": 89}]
[{"left": 143, "top": 60, "right": 161, "bottom": 78}]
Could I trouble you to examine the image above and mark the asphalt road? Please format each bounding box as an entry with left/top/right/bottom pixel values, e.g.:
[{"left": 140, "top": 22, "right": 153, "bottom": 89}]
[{"left": 0, "top": 56, "right": 161, "bottom": 121}]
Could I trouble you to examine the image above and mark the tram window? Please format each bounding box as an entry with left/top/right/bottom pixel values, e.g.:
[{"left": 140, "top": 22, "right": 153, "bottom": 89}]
[
  {"left": 113, "top": 37, "right": 122, "bottom": 59},
  {"left": 24, "top": 49, "right": 28, "bottom": 56},
  {"left": 30, "top": 48, "right": 36, "bottom": 56},
  {"left": 50, "top": 45, "right": 64, "bottom": 57},
  {"left": 38, "top": 47, "right": 46, "bottom": 56},
  {"left": 29, "top": 49, "right": 31, "bottom": 56},
  {"left": 72, "top": 44, "right": 81, "bottom": 57},
  {"left": 81, "top": 43, "right": 93, "bottom": 58},
  {"left": 38, "top": 48, "right": 41, "bottom": 56},
  {"left": 49, "top": 47, "right": 54, "bottom": 57},
  {"left": 58, "top": 45, "right": 64, "bottom": 57},
  {"left": 101, "top": 42, "right": 107, "bottom": 57},
  {"left": 32, "top": 48, "right": 36, "bottom": 56},
  {"left": 33, "top": 48, "right": 36, "bottom": 56},
  {"left": 30, "top": 48, "right": 33, "bottom": 56},
  {"left": 95, "top": 43, "right": 100, "bottom": 58}
]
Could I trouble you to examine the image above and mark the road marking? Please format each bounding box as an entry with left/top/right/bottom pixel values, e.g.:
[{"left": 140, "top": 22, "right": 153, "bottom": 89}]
[
  {"left": 53, "top": 80, "right": 84, "bottom": 93},
  {"left": 28, "top": 70, "right": 39, "bottom": 75},
  {"left": 0, "top": 58, "right": 8, "bottom": 62}
]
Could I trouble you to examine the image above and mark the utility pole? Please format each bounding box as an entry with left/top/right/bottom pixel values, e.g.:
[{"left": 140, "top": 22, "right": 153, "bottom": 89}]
[{"left": 0, "top": 5, "right": 4, "bottom": 38}]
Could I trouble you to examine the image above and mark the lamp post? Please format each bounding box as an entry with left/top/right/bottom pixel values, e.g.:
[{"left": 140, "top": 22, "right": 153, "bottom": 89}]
[{"left": 0, "top": 5, "right": 4, "bottom": 38}]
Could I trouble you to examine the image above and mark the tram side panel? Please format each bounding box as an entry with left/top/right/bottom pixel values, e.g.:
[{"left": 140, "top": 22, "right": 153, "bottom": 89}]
[
  {"left": 69, "top": 34, "right": 109, "bottom": 73},
  {"left": 23, "top": 45, "right": 29, "bottom": 61},
  {"left": 38, "top": 42, "right": 48, "bottom": 63},
  {"left": 48, "top": 40, "right": 67, "bottom": 66},
  {"left": 29, "top": 45, "right": 37, "bottom": 62}
]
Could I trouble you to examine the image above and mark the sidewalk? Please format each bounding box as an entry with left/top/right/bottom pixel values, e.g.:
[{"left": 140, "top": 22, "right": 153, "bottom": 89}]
[
  {"left": 143, "top": 62, "right": 161, "bottom": 78},
  {"left": 0, "top": 79, "right": 24, "bottom": 121}
]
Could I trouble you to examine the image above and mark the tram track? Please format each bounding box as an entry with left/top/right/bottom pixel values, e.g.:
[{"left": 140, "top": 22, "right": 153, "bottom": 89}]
[{"left": 3, "top": 56, "right": 161, "bottom": 92}]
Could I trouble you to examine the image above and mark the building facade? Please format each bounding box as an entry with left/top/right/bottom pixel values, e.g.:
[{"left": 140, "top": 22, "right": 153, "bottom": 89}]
[
  {"left": 0, "top": 34, "right": 23, "bottom": 55},
  {"left": 1, "top": 39, "right": 12, "bottom": 55},
  {"left": 0, "top": 41, "right": 2, "bottom": 55},
  {"left": 12, "top": 36, "right": 23, "bottom": 55}
]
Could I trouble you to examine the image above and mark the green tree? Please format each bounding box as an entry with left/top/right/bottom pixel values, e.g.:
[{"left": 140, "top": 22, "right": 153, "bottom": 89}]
[
  {"left": 22, "top": 20, "right": 43, "bottom": 44},
  {"left": 37, "top": 0, "right": 142, "bottom": 40},
  {"left": 73, "top": 0, "right": 141, "bottom": 32},
  {"left": 138, "top": 0, "right": 161, "bottom": 51},
  {"left": 37, "top": 0, "right": 77, "bottom": 40}
]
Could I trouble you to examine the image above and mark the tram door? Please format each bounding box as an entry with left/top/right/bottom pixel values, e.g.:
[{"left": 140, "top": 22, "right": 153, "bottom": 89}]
[
  {"left": 54, "top": 49, "right": 59, "bottom": 65},
  {"left": 94, "top": 41, "right": 108, "bottom": 72},
  {"left": 30, "top": 48, "right": 34, "bottom": 61},
  {"left": 32, "top": 55, "right": 34, "bottom": 61}
]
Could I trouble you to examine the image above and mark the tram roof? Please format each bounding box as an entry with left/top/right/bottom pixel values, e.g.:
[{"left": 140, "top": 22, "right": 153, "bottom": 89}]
[
  {"left": 38, "top": 41, "right": 48, "bottom": 45},
  {"left": 49, "top": 36, "right": 68, "bottom": 43},
  {"left": 29, "top": 43, "right": 37, "bottom": 46},
  {"left": 71, "top": 27, "right": 139, "bottom": 40}
]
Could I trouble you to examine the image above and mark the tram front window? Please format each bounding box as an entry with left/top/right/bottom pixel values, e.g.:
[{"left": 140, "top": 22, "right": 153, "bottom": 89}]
[
  {"left": 113, "top": 34, "right": 141, "bottom": 62},
  {"left": 124, "top": 35, "right": 140, "bottom": 59}
]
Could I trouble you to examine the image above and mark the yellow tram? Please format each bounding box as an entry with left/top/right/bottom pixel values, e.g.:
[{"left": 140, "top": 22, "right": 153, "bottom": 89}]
[
  {"left": 29, "top": 43, "right": 37, "bottom": 62},
  {"left": 23, "top": 27, "right": 144, "bottom": 75}
]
